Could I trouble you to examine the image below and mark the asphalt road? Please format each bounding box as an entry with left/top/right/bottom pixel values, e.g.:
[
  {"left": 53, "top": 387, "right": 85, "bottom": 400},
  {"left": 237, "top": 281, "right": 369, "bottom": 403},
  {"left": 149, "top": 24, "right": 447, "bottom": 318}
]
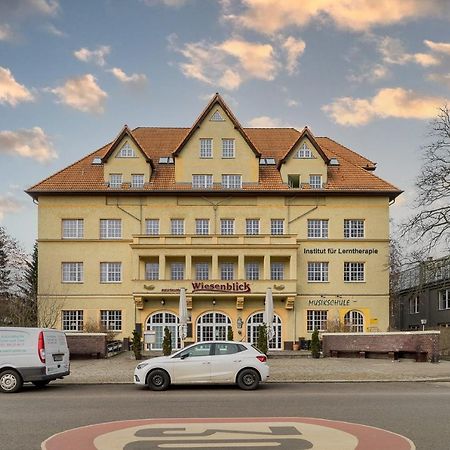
[{"left": 1, "top": 382, "right": 450, "bottom": 450}]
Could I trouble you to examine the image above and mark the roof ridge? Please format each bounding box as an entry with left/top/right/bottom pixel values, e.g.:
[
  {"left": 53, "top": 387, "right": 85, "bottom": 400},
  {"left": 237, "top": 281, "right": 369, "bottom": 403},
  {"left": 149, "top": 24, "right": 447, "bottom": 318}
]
[{"left": 26, "top": 143, "right": 110, "bottom": 192}]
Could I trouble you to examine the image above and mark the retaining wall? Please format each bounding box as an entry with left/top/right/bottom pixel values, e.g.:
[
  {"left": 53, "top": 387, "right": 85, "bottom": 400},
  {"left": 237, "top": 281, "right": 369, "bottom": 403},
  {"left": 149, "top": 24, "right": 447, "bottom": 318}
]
[{"left": 65, "top": 332, "right": 107, "bottom": 358}]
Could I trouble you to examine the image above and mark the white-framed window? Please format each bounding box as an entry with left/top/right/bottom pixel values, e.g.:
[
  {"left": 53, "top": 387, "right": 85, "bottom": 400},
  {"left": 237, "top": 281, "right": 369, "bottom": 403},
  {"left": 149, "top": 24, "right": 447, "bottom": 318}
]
[
  {"left": 246, "top": 262, "right": 260, "bottom": 280},
  {"left": 288, "top": 174, "right": 300, "bottom": 188},
  {"left": 220, "top": 262, "right": 234, "bottom": 280},
  {"left": 344, "top": 219, "right": 365, "bottom": 239},
  {"left": 247, "top": 312, "right": 282, "bottom": 350},
  {"left": 439, "top": 289, "right": 450, "bottom": 310},
  {"left": 271, "top": 219, "right": 284, "bottom": 235},
  {"left": 171, "top": 263, "right": 184, "bottom": 280},
  {"left": 297, "top": 142, "right": 312, "bottom": 158},
  {"left": 307, "top": 310, "right": 328, "bottom": 332},
  {"left": 117, "top": 142, "right": 135, "bottom": 158},
  {"left": 195, "top": 219, "right": 209, "bottom": 235},
  {"left": 109, "top": 173, "right": 123, "bottom": 188},
  {"left": 307, "top": 262, "right": 329, "bottom": 282},
  {"left": 220, "top": 219, "right": 235, "bottom": 235},
  {"left": 200, "top": 138, "right": 213, "bottom": 158},
  {"left": 210, "top": 110, "right": 225, "bottom": 121},
  {"left": 100, "top": 262, "right": 122, "bottom": 283},
  {"left": 246, "top": 219, "right": 260, "bottom": 235},
  {"left": 101, "top": 310, "right": 122, "bottom": 331},
  {"left": 100, "top": 219, "right": 121, "bottom": 239},
  {"left": 62, "top": 219, "right": 84, "bottom": 239},
  {"left": 309, "top": 175, "right": 322, "bottom": 189},
  {"left": 344, "top": 310, "right": 364, "bottom": 332},
  {"left": 146, "top": 312, "right": 180, "bottom": 351},
  {"left": 307, "top": 219, "right": 328, "bottom": 239},
  {"left": 222, "top": 174, "right": 242, "bottom": 189},
  {"left": 196, "top": 312, "right": 231, "bottom": 342},
  {"left": 409, "top": 296, "right": 419, "bottom": 314},
  {"left": 62, "top": 262, "right": 83, "bottom": 283},
  {"left": 344, "top": 262, "right": 365, "bottom": 282},
  {"left": 145, "top": 219, "right": 159, "bottom": 235},
  {"left": 195, "top": 263, "right": 209, "bottom": 280},
  {"left": 145, "top": 262, "right": 159, "bottom": 280},
  {"left": 131, "top": 174, "right": 145, "bottom": 188},
  {"left": 171, "top": 219, "right": 184, "bottom": 235},
  {"left": 271, "top": 262, "right": 284, "bottom": 280},
  {"left": 192, "top": 174, "right": 213, "bottom": 189},
  {"left": 62, "top": 310, "right": 83, "bottom": 331},
  {"left": 222, "top": 139, "right": 235, "bottom": 158}
]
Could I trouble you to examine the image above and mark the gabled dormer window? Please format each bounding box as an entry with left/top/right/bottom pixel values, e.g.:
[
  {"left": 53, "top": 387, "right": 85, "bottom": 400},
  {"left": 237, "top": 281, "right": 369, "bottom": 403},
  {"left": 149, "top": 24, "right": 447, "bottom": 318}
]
[
  {"left": 200, "top": 138, "right": 213, "bottom": 158},
  {"left": 109, "top": 174, "right": 123, "bottom": 188},
  {"left": 309, "top": 175, "right": 322, "bottom": 189},
  {"left": 193, "top": 174, "right": 213, "bottom": 189},
  {"left": 297, "top": 142, "right": 312, "bottom": 159},
  {"left": 211, "top": 110, "right": 225, "bottom": 121},
  {"left": 117, "top": 142, "right": 136, "bottom": 158}
]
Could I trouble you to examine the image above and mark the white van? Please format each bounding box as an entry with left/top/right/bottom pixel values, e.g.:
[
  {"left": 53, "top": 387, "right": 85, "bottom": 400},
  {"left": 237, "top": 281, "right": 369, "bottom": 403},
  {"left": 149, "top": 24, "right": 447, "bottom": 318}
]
[{"left": 0, "top": 327, "right": 70, "bottom": 393}]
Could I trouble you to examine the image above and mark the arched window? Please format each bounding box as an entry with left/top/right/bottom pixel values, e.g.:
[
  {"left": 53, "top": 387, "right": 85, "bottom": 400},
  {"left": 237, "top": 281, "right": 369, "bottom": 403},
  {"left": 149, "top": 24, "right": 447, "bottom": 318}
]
[
  {"left": 344, "top": 310, "right": 364, "bottom": 333},
  {"left": 196, "top": 312, "right": 231, "bottom": 342},
  {"left": 146, "top": 312, "right": 180, "bottom": 350},
  {"left": 247, "top": 312, "right": 282, "bottom": 350}
]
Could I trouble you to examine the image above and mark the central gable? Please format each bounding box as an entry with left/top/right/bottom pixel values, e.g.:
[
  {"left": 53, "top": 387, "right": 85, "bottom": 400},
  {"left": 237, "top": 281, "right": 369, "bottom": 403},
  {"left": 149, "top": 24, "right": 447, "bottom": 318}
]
[{"left": 173, "top": 94, "right": 260, "bottom": 185}]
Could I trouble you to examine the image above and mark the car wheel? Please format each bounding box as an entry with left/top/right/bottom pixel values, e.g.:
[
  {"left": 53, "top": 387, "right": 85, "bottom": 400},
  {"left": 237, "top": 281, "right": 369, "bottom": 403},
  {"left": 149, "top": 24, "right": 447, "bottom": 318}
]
[
  {"left": 237, "top": 368, "right": 260, "bottom": 390},
  {"left": 147, "top": 369, "right": 170, "bottom": 391},
  {"left": 0, "top": 369, "right": 23, "bottom": 394},
  {"left": 32, "top": 380, "right": 50, "bottom": 388}
]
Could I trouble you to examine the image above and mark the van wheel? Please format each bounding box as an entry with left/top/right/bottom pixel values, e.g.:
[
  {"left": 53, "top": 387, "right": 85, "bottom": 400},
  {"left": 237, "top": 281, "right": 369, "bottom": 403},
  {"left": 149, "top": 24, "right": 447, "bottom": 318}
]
[
  {"left": 0, "top": 369, "right": 23, "bottom": 393},
  {"left": 237, "top": 369, "right": 260, "bottom": 390},
  {"left": 147, "top": 369, "right": 170, "bottom": 391},
  {"left": 32, "top": 380, "right": 50, "bottom": 388}
]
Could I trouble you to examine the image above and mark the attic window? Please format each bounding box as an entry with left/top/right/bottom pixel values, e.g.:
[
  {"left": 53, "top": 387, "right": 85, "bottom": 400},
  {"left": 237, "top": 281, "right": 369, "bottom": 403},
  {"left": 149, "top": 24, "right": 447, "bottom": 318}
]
[
  {"left": 92, "top": 157, "right": 102, "bottom": 165},
  {"left": 260, "top": 158, "right": 276, "bottom": 165},
  {"left": 297, "top": 143, "right": 312, "bottom": 159},
  {"left": 329, "top": 158, "right": 340, "bottom": 166},
  {"left": 118, "top": 142, "right": 135, "bottom": 158},
  {"left": 211, "top": 110, "right": 225, "bottom": 121},
  {"left": 288, "top": 174, "right": 300, "bottom": 188},
  {"left": 159, "top": 157, "right": 174, "bottom": 164}
]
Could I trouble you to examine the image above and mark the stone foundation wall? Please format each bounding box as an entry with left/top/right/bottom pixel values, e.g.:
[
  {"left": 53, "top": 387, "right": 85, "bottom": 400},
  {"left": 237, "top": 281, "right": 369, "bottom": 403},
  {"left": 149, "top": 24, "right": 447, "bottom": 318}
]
[
  {"left": 322, "top": 331, "right": 440, "bottom": 362},
  {"left": 65, "top": 333, "right": 107, "bottom": 358}
]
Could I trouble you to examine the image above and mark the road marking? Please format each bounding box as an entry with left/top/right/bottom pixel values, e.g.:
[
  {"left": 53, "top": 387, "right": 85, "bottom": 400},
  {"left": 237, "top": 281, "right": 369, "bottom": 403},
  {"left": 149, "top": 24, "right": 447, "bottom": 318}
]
[{"left": 42, "top": 417, "right": 415, "bottom": 450}]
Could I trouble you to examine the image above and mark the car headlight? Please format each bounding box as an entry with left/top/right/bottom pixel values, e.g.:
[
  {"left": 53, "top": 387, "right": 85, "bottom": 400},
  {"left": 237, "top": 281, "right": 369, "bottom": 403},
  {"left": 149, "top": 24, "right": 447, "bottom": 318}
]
[{"left": 136, "top": 362, "right": 148, "bottom": 370}]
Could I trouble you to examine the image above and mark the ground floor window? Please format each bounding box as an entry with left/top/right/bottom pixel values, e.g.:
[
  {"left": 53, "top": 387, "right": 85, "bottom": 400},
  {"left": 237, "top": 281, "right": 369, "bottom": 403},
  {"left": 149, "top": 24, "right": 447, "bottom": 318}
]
[
  {"left": 344, "top": 310, "right": 364, "bottom": 332},
  {"left": 62, "top": 310, "right": 83, "bottom": 331},
  {"left": 247, "top": 312, "right": 282, "bottom": 350},
  {"left": 196, "top": 312, "right": 231, "bottom": 341},
  {"left": 306, "top": 310, "right": 328, "bottom": 332},
  {"left": 146, "top": 311, "right": 180, "bottom": 351},
  {"left": 439, "top": 289, "right": 450, "bottom": 310},
  {"left": 100, "top": 310, "right": 122, "bottom": 331}
]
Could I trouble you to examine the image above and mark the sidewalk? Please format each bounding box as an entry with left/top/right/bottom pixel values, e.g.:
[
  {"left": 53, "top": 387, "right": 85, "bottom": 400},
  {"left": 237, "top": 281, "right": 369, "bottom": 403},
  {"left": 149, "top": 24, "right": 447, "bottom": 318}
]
[{"left": 57, "top": 351, "right": 450, "bottom": 384}]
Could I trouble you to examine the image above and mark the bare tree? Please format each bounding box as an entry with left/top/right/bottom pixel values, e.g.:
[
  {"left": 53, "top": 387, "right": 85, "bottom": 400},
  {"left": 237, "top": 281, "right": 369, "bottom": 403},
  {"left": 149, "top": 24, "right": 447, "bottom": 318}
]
[{"left": 403, "top": 105, "right": 450, "bottom": 252}]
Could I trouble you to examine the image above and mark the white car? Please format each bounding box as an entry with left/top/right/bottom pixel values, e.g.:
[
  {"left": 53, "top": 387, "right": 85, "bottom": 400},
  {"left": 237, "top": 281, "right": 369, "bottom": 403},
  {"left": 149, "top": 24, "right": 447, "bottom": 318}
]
[{"left": 134, "top": 341, "right": 269, "bottom": 391}]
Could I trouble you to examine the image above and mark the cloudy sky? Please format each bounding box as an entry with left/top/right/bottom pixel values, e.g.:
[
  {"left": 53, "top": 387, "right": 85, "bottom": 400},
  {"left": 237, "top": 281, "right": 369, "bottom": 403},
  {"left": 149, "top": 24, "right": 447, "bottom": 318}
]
[{"left": 1, "top": 0, "right": 450, "bottom": 251}]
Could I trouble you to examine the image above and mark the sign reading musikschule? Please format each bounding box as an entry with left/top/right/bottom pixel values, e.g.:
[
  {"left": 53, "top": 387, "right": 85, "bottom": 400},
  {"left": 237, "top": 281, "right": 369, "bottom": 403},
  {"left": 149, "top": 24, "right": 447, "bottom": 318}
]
[{"left": 304, "top": 247, "right": 379, "bottom": 255}]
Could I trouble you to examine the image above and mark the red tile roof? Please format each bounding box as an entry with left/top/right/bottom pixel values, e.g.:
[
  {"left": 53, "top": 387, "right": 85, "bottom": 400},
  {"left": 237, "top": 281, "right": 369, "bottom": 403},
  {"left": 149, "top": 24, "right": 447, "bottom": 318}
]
[{"left": 26, "top": 126, "right": 401, "bottom": 199}]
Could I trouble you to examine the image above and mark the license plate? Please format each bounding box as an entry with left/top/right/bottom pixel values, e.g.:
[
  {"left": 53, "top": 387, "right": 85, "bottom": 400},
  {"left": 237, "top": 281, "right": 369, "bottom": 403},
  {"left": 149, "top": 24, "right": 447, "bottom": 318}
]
[{"left": 53, "top": 354, "right": 63, "bottom": 361}]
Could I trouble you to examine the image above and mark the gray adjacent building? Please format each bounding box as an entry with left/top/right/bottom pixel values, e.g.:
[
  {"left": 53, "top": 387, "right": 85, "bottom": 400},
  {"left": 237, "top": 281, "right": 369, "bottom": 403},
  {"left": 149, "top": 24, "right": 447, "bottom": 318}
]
[{"left": 395, "top": 256, "right": 450, "bottom": 330}]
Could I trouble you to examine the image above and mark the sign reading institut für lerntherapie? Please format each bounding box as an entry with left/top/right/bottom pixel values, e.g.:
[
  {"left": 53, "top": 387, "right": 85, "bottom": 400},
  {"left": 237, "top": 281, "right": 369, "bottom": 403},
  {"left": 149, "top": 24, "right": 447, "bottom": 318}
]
[{"left": 303, "top": 247, "right": 379, "bottom": 255}]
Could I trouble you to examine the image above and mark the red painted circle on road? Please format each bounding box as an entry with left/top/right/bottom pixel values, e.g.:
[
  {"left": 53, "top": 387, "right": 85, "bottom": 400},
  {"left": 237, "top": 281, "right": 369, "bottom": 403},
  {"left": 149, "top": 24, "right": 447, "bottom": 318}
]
[{"left": 42, "top": 417, "right": 415, "bottom": 449}]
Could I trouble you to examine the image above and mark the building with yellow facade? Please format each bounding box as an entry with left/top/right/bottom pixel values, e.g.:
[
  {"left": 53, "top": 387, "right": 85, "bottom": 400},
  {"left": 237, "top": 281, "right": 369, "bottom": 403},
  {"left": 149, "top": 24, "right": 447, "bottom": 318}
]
[{"left": 26, "top": 94, "right": 401, "bottom": 350}]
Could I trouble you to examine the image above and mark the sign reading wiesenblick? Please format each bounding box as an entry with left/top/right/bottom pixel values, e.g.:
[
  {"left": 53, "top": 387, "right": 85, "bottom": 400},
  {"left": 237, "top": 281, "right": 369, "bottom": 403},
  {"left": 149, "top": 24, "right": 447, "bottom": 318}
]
[{"left": 192, "top": 282, "right": 251, "bottom": 293}]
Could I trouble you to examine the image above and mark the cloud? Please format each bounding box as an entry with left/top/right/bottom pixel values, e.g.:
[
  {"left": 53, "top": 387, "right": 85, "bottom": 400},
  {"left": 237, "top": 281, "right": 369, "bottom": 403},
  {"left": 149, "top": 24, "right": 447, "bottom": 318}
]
[
  {"left": 0, "top": 67, "right": 34, "bottom": 106},
  {"left": 142, "top": 0, "right": 188, "bottom": 6},
  {"left": 0, "top": 0, "right": 59, "bottom": 18},
  {"left": 50, "top": 74, "right": 107, "bottom": 114},
  {"left": 428, "top": 72, "right": 450, "bottom": 88},
  {"left": 282, "top": 36, "right": 306, "bottom": 75},
  {"left": 286, "top": 99, "right": 298, "bottom": 107},
  {"left": 248, "top": 116, "right": 283, "bottom": 127},
  {"left": 223, "top": 0, "right": 448, "bottom": 34},
  {"left": 109, "top": 67, "right": 147, "bottom": 86},
  {"left": 378, "top": 37, "right": 440, "bottom": 67},
  {"left": 0, "top": 195, "right": 22, "bottom": 222},
  {"left": 424, "top": 39, "right": 450, "bottom": 55},
  {"left": 0, "top": 24, "right": 14, "bottom": 41},
  {"left": 348, "top": 63, "right": 389, "bottom": 83},
  {"left": 0, "top": 127, "right": 57, "bottom": 162},
  {"left": 43, "top": 23, "right": 66, "bottom": 37},
  {"left": 169, "top": 34, "right": 280, "bottom": 90},
  {"left": 74, "top": 45, "right": 110, "bottom": 66},
  {"left": 322, "top": 87, "right": 444, "bottom": 126}
]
